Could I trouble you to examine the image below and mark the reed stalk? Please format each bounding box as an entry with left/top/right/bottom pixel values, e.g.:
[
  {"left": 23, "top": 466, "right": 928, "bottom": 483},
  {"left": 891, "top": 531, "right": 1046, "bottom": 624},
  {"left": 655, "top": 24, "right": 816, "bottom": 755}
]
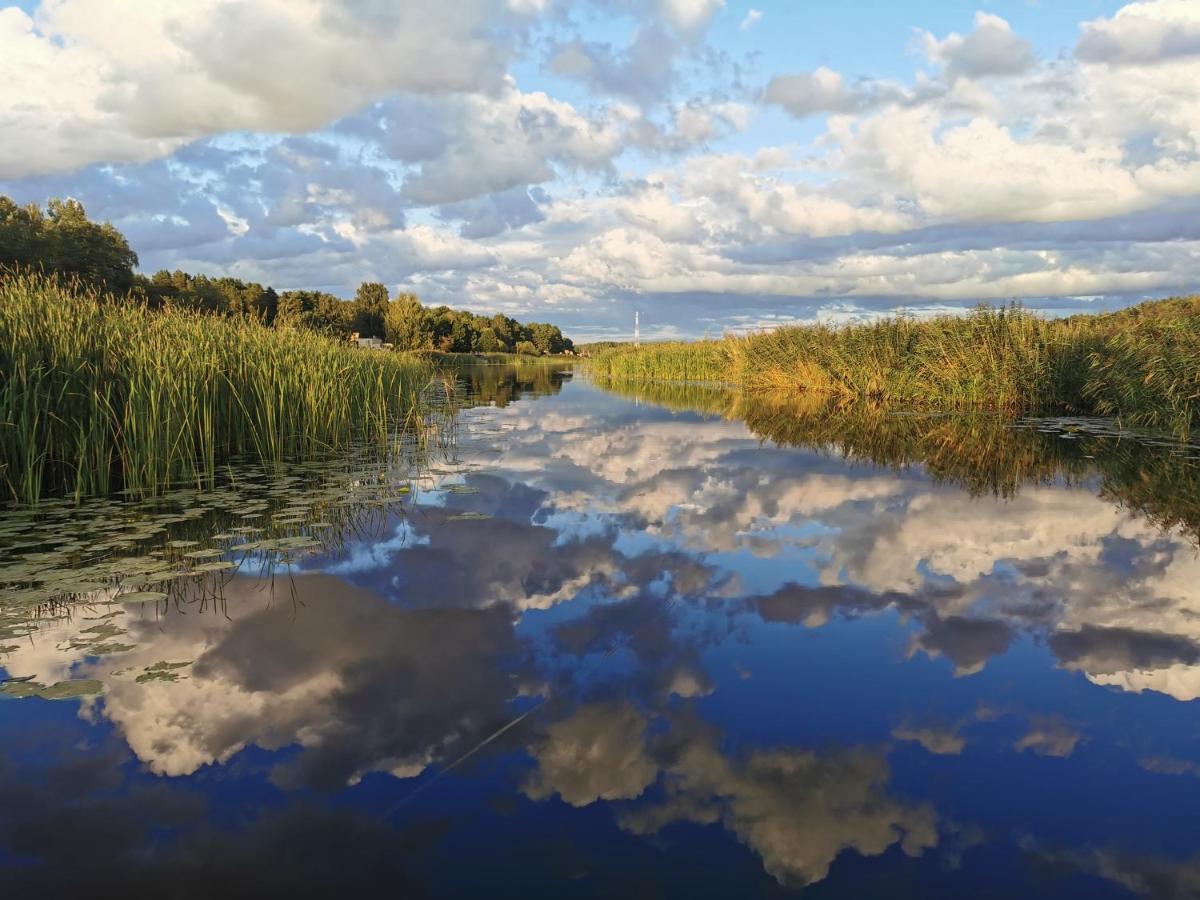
[
  {"left": 0, "top": 273, "right": 435, "bottom": 504},
  {"left": 589, "top": 300, "right": 1200, "bottom": 435}
]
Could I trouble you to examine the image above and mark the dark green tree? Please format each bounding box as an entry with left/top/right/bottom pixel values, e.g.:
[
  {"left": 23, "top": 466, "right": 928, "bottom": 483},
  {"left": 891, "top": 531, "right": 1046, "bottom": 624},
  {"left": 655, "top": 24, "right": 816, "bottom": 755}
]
[
  {"left": 1, "top": 195, "right": 138, "bottom": 292},
  {"left": 477, "top": 326, "right": 502, "bottom": 353},
  {"left": 353, "top": 281, "right": 390, "bottom": 337},
  {"left": 384, "top": 293, "right": 433, "bottom": 350}
]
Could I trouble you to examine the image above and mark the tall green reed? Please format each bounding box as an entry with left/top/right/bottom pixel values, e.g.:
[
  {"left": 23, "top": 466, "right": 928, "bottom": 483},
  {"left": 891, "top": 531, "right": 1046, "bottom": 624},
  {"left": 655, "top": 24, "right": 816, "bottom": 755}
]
[
  {"left": 589, "top": 301, "right": 1200, "bottom": 432},
  {"left": 0, "top": 273, "right": 435, "bottom": 504}
]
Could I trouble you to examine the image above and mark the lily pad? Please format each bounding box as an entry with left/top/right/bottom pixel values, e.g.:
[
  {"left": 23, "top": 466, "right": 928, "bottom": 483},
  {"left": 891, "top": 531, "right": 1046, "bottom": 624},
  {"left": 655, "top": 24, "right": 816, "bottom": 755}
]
[
  {"left": 88, "top": 642, "right": 137, "bottom": 655},
  {"left": 136, "top": 660, "right": 191, "bottom": 683},
  {"left": 183, "top": 549, "right": 224, "bottom": 560},
  {"left": 1, "top": 679, "right": 104, "bottom": 700},
  {"left": 116, "top": 590, "right": 168, "bottom": 604}
]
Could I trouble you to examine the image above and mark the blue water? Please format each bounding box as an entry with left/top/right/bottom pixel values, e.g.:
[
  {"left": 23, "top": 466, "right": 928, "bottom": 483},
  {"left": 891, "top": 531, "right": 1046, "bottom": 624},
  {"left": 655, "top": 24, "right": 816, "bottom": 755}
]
[{"left": 2, "top": 372, "right": 1199, "bottom": 898}]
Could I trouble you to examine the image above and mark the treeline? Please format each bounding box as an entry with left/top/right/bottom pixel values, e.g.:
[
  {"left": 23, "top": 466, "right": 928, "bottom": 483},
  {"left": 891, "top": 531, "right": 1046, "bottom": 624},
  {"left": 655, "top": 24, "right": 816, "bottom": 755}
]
[{"left": 0, "top": 196, "right": 573, "bottom": 356}]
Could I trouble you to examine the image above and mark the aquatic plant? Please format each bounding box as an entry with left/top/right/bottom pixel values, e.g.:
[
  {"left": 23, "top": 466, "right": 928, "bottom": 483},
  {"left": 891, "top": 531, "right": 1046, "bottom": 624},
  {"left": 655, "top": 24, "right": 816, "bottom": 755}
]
[
  {"left": 0, "top": 273, "right": 436, "bottom": 503},
  {"left": 1082, "top": 317, "right": 1200, "bottom": 437},
  {"left": 590, "top": 306, "right": 1080, "bottom": 408},
  {"left": 589, "top": 299, "right": 1200, "bottom": 435}
]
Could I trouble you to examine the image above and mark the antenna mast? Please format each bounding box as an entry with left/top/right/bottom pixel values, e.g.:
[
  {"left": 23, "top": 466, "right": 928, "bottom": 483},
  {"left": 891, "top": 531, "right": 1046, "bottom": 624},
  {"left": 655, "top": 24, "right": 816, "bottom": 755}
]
[{"left": 634, "top": 310, "right": 640, "bottom": 347}]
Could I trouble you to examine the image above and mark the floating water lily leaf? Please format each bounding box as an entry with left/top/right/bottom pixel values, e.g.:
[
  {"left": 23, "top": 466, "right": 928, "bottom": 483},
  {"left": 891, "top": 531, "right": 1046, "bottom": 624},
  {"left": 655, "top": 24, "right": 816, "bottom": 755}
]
[
  {"left": 136, "top": 670, "right": 183, "bottom": 683},
  {"left": 1, "top": 679, "right": 103, "bottom": 700},
  {"left": 135, "top": 660, "right": 191, "bottom": 684},
  {"left": 257, "top": 537, "right": 321, "bottom": 552},
  {"left": 118, "top": 573, "right": 173, "bottom": 590},
  {"left": 192, "top": 561, "right": 238, "bottom": 573},
  {"left": 183, "top": 549, "right": 224, "bottom": 560},
  {"left": 449, "top": 511, "right": 492, "bottom": 521},
  {"left": 48, "top": 581, "right": 109, "bottom": 595},
  {"left": 167, "top": 540, "right": 199, "bottom": 549},
  {"left": 89, "top": 642, "right": 136, "bottom": 655},
  {"left": 117, "top": 590, "right": 168, "bottom": 603},
  {"left": 81, "top": 622, "right": 126, "bottom": 637}
]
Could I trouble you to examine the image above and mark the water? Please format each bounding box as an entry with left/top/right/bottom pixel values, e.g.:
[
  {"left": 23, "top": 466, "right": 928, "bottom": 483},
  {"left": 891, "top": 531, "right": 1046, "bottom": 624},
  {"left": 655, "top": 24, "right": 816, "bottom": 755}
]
[{"left": 3, "top": 364, "right": 1200, "bottom": 898}]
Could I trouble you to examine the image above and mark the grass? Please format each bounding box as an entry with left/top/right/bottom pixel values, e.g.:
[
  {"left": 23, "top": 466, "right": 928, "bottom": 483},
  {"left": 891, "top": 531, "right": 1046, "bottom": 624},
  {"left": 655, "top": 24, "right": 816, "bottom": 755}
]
[
  {"left": 589, "top": 299, "right": 1200, "bottom": 435},
  {"left": 1082, "top": 318, "right": 1200, "bottom": 436},
  {"left": 0, "top": 273, "right": 436, "bottom": 504}
]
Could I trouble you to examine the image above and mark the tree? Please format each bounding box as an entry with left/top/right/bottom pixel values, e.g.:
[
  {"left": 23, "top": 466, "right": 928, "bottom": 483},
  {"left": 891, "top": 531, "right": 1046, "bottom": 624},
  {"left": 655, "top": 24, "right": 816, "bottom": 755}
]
[
  {"left": 353, "top": 281, "right": 390, "bottom": 337},
  {"left": 311, "top": 292, "right": 354, "bottom": 334},
  {"left": 490, "top": 312, "right": 517, "bottom": 351},
  {"left": 477, "top": 327, "right": 502, "bottom": 353},
  {"left": 385, "top": 293, "right": 433, "bottom": 350},
  {"left": 1, "top": 194, "right": 578, "bottom": 353},
  {"left": 0, "top": 195, "right": 138, "bottom": 292},
  {"left": 528, "top": 322, "right": 568, "bottom": 355}
]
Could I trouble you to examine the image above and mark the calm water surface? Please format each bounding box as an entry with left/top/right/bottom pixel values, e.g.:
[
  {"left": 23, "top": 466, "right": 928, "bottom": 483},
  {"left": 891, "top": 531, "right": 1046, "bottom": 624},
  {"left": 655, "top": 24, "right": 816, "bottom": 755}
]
[{"left": 3, "top": 365, "right": 1200, "bottom": 898}]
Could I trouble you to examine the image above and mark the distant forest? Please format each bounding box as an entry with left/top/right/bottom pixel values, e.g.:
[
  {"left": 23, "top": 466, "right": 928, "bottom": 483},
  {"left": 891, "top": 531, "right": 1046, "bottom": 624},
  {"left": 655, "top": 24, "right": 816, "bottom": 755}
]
[{"left": 0, "top": 196, "right": 573, "bottom": 355}]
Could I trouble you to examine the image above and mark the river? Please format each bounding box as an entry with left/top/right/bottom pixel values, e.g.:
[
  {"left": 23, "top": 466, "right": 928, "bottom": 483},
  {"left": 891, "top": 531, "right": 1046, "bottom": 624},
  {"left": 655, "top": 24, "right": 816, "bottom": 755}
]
[{"left": 2, "top": 363, "right": 1199, "bottom": 898}]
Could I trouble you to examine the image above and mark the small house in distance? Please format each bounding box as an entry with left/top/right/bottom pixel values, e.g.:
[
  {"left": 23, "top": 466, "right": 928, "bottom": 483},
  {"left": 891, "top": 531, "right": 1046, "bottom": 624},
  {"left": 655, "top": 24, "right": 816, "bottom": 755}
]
[{"left": 348, "top": 332, "right": 388, "bottom": 350}]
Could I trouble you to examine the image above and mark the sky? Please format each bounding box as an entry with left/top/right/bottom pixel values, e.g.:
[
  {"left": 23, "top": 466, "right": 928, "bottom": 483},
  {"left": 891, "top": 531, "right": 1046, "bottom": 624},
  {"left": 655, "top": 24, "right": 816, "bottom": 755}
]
[{"left": 2, "top": 0, "right": 1199, "bottom": 340}]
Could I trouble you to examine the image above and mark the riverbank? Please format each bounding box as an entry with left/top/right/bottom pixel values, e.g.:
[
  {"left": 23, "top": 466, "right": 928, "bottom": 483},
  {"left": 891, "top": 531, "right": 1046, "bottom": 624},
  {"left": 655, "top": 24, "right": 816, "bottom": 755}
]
[
  {"left": 588, "top": 298, "right": 1200, "bottom": 436},
  {"left": 0, "top": 274, "right": 435, "bottom": 504}
]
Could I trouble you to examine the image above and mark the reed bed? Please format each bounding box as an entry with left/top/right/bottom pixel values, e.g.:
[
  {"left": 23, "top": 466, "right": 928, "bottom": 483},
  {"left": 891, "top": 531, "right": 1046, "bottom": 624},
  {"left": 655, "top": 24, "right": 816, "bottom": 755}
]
[
  {"left": 1082, "top": 319, "right": 1200, "bottom": 437},
  {"left": 0, "top": 273, "right": 435, "bottom": 504},
  {"left": 588, "top": 340, "right": 730, "bottom": 383},
  {"left": 590, "top": 301, "right": 1200, "bottom": 434}
]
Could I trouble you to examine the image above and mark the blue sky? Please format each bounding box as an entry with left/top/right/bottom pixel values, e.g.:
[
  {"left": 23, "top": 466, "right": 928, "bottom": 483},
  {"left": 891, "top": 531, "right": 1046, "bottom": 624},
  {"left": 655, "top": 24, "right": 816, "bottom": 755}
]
[{"left": 1, "top": 0, "right": 1197, "bottom": 339}]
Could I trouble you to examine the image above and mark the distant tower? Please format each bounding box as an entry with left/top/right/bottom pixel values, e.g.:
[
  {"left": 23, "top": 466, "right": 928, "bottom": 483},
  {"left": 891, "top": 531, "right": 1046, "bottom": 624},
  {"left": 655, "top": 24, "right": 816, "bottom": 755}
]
[{"left": 634, "top": 310, "right": 640, "bottom": 347}]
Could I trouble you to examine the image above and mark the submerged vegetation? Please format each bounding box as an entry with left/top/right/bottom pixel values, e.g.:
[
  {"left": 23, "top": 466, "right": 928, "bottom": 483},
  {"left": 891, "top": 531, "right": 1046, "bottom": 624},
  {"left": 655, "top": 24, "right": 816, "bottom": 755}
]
[
  {"left": 590, "top": 300, "right": 1200, "bottom": 436},
  {"left": 0, "top": 273, "right": 436, "bottom": 504}
]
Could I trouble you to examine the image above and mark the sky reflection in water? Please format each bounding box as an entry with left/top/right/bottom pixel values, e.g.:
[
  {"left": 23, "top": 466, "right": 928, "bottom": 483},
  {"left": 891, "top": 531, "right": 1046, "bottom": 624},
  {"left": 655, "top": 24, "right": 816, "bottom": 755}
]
[{"left": 3, "top": 366, "right": 1200, "bottom": 898}]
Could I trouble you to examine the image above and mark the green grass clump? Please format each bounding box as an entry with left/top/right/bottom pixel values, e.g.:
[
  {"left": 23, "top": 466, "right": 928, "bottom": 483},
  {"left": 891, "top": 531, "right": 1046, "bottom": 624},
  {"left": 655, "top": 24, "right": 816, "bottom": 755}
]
[
  {"left": 587, "top": 340, "right": 731, "bottom": 383},
  {"left": 589, "top": 299, "right": 1200, "bottom": 435},
  {"left": 0, "top": 273, "right": 435, "bottom": 504},
  {"left": 1081, "top": 317, "right": 1200, "bottom": 437},
  {"left": 591, "top": 306, "right": 1081, "bottom": 408}
]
